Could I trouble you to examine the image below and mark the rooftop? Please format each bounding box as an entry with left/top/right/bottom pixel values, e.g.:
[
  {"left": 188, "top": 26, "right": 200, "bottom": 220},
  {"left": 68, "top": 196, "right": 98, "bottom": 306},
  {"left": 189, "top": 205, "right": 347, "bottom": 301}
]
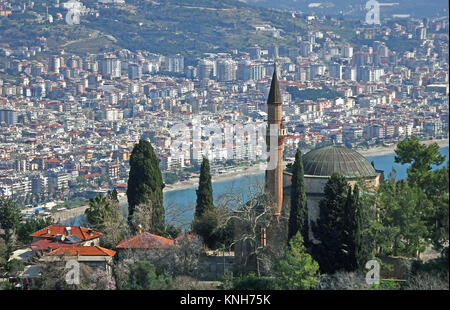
[{"left": 302, "top": 145, "right": 378, "bottom": 178}]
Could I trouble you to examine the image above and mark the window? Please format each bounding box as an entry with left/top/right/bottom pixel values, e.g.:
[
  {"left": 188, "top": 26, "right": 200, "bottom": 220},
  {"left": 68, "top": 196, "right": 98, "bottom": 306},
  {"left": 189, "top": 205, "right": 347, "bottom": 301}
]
[{"left": 260, "top": 227, "right": 267, "bottom": 248}]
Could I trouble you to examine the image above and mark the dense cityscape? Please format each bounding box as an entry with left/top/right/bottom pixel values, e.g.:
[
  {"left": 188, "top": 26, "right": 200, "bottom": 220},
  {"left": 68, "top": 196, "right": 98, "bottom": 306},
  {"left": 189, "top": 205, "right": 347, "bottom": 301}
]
[{"left": 0, "top": 0, "right": 448, "bottom": 295}]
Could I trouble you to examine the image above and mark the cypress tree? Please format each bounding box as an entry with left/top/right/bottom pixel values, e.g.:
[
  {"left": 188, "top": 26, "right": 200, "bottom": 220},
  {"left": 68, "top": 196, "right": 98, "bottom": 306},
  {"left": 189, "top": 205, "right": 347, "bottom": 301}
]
[
  {"left": 288, "top": 149, "right": 308, "bottom": 244},
  {"left": 311, "top": 173, "right": 349, "bottom": 274},
  {"left": 127, "top": 139, "right": 165, "bottom": 234},
  {"left": 194, "top": 157, "right": 214, "bottom": 219},
  {"left": 342, "top": 186, "right": 359, "bottom": 271},
  {"left": 352, "top": 185, "right": 364, "bottom": 269}
]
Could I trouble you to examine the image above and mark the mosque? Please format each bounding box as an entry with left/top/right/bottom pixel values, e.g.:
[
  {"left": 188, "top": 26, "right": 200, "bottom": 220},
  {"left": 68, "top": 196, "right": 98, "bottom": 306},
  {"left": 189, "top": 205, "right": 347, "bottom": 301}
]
[{"left": 235, "top": 65, "right": 383, "bottom": 271}]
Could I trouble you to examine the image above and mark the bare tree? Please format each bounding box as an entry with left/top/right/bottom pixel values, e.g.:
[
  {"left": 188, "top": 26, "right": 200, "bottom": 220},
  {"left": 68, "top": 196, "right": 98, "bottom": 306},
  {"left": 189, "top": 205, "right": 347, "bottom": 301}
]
[
  {"left": 165, "top": 201, "right": 193, "bottom": 233},
  {"left": 130, "top": 202, "right": 153, "bottom": 233},
  {"left": 214, "top": 176, "right": 286, "bottom": 276},
  {"left": 403, "top": 271, "right": 449, "bottom": 290}
]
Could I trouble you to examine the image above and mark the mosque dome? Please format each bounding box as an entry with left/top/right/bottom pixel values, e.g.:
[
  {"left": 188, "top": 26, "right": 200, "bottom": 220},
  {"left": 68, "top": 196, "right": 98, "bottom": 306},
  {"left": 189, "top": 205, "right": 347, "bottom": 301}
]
[{"left": 302, "top": 145, "right": 377, "bottom": 178}]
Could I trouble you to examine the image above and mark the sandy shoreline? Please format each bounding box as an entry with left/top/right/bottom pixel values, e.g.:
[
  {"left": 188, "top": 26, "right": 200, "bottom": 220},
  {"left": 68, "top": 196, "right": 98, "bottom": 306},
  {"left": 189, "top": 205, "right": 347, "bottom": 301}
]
[
  {"left": 163, "top": 138, "right": 449, "bottom": 193},
  {"left": 357, "top": 138, "right": 449, "bottom": 157},
  {"left": 163, "top": 165, "right": 266, "bottom": 192}
]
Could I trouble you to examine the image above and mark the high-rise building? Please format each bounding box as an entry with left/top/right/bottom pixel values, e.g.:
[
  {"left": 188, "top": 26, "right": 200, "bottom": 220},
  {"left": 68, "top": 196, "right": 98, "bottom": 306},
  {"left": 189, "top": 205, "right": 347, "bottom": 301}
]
[
  {"left": 48, "top": 56, "right": 61, "bottom": 73},
  {"left": 99, "top": 57, "right": 121, "bottom": 78},
  {"left": 0, "top": 109, "right": 18, "bottom": 126},
  {"left": 217, "top": 59, "right": 236, "bottom": 81},
  {"left": 128, "top": 63, "right": 142, "bottom": 79},
  {"left": 328, "top": 63, "right": 343, "bottom": 79},
  {"left": 198, "top": 59, "right": 215, "bottom": 80},
  {"left": 342, "top": 45, "right": 353, "bottom": 58},
  {"left": 166, "top": 55, "right": 184, "bottom": 73},
  {"left": 343, "top": 66, "right": 357, "bottom": 81}
]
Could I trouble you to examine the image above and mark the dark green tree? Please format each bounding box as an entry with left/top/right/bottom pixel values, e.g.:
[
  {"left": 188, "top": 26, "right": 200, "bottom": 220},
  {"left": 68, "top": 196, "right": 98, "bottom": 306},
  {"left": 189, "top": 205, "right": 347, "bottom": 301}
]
[
  {"left": 118, "top": 261, "right": 171, "bottom": 290},
  {"left": 311, "top": 173, "right": 349, "bottom": 274},
  {"left": 376, "top": 179, "right": 431, "bottom": 257},
  {"left": 288, "top": 149, "right": 308, "bottom": 244},
  {"left": 192, "top": 157, "right": 218, "bottom": 247},
  {"left": 341, "top": 185, "right": 364, "bottom": 271},
  {"left": 395, "top": 136, "right": 445, "bottom": 186},
  {"left": 0, "top": 199, "right": 22, "bottom": 261},
  {"left": 194, "top": 157, "right": 214, "bottom": 219},
  {"left": 395, "top": 137, "right": 448, "bottom": 251},
  {"left": 17, "top": 217, "right": 54, "bottom": 245},
  {"left": 127, "top": 139, "right": 165, "bottom": 234}
]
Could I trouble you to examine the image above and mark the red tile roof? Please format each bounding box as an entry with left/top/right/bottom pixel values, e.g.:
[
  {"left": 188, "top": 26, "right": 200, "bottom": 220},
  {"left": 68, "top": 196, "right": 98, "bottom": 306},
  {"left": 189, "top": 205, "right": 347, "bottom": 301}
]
[
  {"left": 49, "top": 246, "right": 116, "bottom": 257},
  {"left": 116, "top": 232, "right": 174, "bottom": 249},
  {"left": 30, "top": 225, "right": 102, "bottom": 241},
  {"left": 31, "top": 239, "right": 73, "bottom": 251}
]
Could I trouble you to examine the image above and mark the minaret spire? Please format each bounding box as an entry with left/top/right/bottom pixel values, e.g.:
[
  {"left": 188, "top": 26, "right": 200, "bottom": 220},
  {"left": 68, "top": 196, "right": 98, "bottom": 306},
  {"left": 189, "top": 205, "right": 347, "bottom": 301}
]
[
  {"left": 267, "top": 63, "right": 282, "bottom": 106},
  {"left": 265, "top": 62, "right": 287, "bottom": 218}
]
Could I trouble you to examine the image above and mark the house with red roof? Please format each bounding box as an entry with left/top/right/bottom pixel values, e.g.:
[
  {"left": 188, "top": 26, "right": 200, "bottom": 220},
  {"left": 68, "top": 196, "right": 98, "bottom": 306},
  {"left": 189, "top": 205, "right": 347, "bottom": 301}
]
[
  {"left": 116, "top": 232, "right": 175, "bottom": 250},
  {"left": 39, "top": 246, "right": 116, "bottom": 275},
  {"left": 30, "top": 225, "right": 103, "bottom": 249},
  {"left": 115, "top": 228, "right": 200, "bottom": 258}
]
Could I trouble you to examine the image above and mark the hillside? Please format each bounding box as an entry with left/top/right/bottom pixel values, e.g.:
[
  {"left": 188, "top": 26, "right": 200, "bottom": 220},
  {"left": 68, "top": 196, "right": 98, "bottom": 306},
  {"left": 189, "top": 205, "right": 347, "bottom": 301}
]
[
  {"left": 242, "top": 0, "right": 449, "bottom": 18},
  {"left": 0, "top": 0, "right": 310, "bottom": 60}
]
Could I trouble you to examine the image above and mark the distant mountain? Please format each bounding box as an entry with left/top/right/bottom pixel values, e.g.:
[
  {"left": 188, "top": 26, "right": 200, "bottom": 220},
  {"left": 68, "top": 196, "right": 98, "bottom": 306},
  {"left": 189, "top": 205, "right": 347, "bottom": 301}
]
[
  {"left": 0, "top": 0, "right": 310, "bottom": 59},
  {"left": 242, "top": 0, "right": 449, "bottom": 18}
]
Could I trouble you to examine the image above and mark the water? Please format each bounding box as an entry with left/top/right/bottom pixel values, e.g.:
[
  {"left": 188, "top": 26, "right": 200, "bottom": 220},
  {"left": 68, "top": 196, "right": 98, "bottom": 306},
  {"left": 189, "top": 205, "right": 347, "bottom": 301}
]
[
  {"left": 367, "top": 145, "right": 449, "bottom": 180},
  {"left": 64, "top": 146, "right": 449, "bottom": 227}
]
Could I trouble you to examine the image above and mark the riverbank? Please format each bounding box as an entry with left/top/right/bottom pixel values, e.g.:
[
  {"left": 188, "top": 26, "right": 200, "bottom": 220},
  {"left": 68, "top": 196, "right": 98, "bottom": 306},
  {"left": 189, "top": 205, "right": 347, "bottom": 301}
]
[{"left": 358, "top": 138, "right": 449, "bottom": 157}]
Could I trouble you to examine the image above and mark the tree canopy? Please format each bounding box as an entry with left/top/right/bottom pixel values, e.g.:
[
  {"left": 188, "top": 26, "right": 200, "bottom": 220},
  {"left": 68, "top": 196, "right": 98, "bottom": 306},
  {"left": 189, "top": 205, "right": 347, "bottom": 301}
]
[{"left": 127, "top": 139, "right": 165, "bottom": 234}]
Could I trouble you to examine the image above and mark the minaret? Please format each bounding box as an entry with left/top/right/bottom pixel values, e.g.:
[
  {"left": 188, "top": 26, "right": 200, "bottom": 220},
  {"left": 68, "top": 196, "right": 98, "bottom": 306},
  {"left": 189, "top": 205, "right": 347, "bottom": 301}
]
[{"left": 265, "top": 64, "right": 287, "bottom": 218}]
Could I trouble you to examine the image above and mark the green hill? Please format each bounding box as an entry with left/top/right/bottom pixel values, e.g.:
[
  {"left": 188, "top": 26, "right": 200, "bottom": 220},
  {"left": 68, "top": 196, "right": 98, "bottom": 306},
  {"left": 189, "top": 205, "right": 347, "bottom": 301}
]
[{"left": 0, "top": 0, "right": 309, "bottom": 59}]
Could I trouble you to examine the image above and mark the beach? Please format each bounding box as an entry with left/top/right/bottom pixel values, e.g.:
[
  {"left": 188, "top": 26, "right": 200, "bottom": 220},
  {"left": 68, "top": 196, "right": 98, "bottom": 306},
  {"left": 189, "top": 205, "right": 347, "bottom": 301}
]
[
  {"left": 358, "top": 138, "right": 449, "bottom": 157},
  {"left": 163, "top": 164, "right": 266, "bottom": 192},
  {"left": 163, "top": 138, "right": 449, "bottom": 192}
]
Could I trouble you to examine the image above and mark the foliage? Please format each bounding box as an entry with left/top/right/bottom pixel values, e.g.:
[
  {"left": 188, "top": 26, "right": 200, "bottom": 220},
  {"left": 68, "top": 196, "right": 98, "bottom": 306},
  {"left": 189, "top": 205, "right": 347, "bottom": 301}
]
[
  {"left": 117, "top": 235, "right": 204, "bottom": 279},
  {"left": 395, "top": 136, "right": 445, "bottom": 185},
  {"left": 127, "top": 139, "right": 165, "bottom": 234},
  {"left": 370, "top": 279, "right": 401, "bottom": 290},
  {"left": 0, "top": 281, "right": 14, "bottom": 290},
  {"left": 376, "top": 179, "right": 431, "bottom": 257},
  {"left": 341, "top": 185, "right": 364, "bottom": 271},
  {"left": 394, "top": 136, "right": 449, "bottom": 251},
  {"left": 192, "top": 209, "right": 219, "bottom": 249},
  {"left": 274, "top": 232, "right": 319, "bottom": 290},
  {"left": 222, "top": 273, "right": 276, "bottom": 290},
  {"left": 288, "top": 149, "right": 308, "bottom": 244},
  {"left": 0, "top": 199, "right": 22, "bottom": 260},
  {"left": 316, "top": 271, "right": 369, "bottom": 290},
  {"left": 31, "top": 262, "right": 93, "bottom": 290},
  {"left": 0, "top": 239, "right": 6, "bottom": 267},
  {"left": 85, "top": 191, "right": 129, "bottom": 249},
  {"left": 311, "top": 173, "right": 350, "bottom": 273},
  {"left": 195, "top": 157, "right": 214, "bottom": 219},
  {"left": 16, "top": 217, "right": 53, "bottom": 245},
  {"left": 5, "top": 258, "right": 24, "bottom": 277},
  {"left": 165, "top": 223, "right": 182, "bottom": 239},
  {"left": 116, "top": 260, "right": 172, "bottom": 290},
  {"left": 402, "top": 271, "right": 449, "bottom": 290}
]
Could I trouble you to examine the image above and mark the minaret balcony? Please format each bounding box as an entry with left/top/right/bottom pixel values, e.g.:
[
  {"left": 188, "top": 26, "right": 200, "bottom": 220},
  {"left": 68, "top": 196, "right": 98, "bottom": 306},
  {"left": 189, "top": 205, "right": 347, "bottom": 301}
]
[{"left": 278, "top": 128, "right": 287, "bottom": 136}]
